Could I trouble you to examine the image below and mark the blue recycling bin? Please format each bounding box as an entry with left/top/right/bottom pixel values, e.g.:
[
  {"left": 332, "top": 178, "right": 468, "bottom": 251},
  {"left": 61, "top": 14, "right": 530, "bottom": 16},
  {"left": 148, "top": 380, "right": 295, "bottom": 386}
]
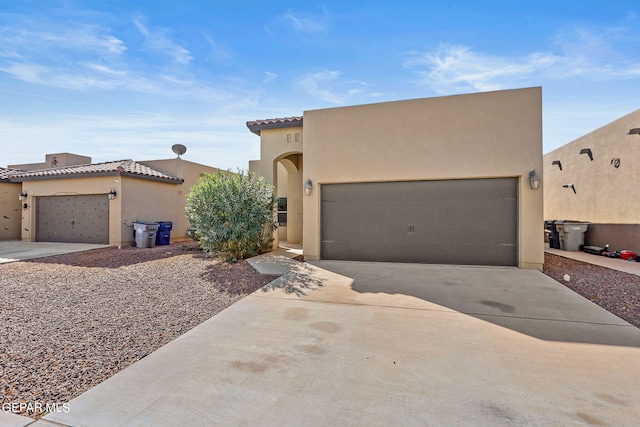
[{"left": 155, "top": 221, "right": 173, "bottom": 246}]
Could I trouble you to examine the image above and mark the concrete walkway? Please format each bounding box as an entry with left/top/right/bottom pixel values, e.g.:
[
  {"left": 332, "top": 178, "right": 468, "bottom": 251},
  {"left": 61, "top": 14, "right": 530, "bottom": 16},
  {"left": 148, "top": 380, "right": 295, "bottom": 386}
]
[
  {"left": 13, "top": 250, "right": 636, "bottom": 426},
  {"left": 0, "top": 241, "right": 109, "bottom": 264}
]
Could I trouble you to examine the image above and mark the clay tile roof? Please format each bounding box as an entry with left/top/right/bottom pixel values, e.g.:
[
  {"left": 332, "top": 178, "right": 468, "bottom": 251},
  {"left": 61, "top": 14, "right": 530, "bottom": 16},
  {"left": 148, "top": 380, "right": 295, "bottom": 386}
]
[
  {"left": 246, "top": 116, "right": 303, "bottom": 135},
  {"left": 0, "top": 167, "right": 21, "bottom": 182},
  {"left": 9, "top": 160, "right": 184, "bottom": 183}
]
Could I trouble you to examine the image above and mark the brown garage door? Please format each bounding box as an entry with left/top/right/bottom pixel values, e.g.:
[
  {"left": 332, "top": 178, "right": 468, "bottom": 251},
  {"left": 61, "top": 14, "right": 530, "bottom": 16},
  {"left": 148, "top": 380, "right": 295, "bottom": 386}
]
[
  {"left": 36, "top": 195, "right": 109, "bottom": 244},
  {"left": 321, "top": 178, "right": 517, "bottom": 266}
]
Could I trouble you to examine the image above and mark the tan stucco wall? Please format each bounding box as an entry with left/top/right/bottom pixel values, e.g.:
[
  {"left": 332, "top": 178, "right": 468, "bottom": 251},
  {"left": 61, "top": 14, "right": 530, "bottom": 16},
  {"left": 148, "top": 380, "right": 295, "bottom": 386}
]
[
  {"left": 138, "top": 158, "right": 220, "bottom": 241},
  {"left": 248, "top": 126, "right": 303, "bottom": 186},
  {"left": 0, "top": 182, "right": 22, "bottom": 240},
  {"left": 19, "top": 176, "right": 122, "bottom": 244},
  {"left": 249, "top": 126, "right": 303, "bottom": 248},
  {"left": 9, "top": 153, "right": 91, "bottom": 170},
  {"left": 302, "top": 87, "right": 544, "bottom": 269},
  {"left": 119, "top": 177, "right": 180, "bottom": 246},
  {"left": 276, "top": 162, "right": 288, "bottom": 197},
  {"left": 543, "top": 109, "right": 640, "bottom": 223}
]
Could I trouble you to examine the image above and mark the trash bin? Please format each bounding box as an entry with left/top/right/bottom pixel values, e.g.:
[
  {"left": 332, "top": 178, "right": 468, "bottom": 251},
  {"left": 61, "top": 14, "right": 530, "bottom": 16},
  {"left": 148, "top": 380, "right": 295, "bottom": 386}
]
[
  {"left": 555, "top": 221, "right": 589, "bottom": 251},
  {"left": 155, "top": 221, "right": 173, "bottom": 246},
  {"left": 133, "top": 222, "right": 159, "bottom": 248},
  {"left": 545, "top": 220, "right": 562, "bottom": 249}
]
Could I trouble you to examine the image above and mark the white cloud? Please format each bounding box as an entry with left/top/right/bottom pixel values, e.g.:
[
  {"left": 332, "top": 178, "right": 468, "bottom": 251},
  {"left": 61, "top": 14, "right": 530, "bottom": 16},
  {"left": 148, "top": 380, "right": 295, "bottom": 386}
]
[
  {"left": 83, "top": 62, "right": 127, "bottom": 77},
  {"left": 133, "top": 18, "right": 193, "bottom": 64},
  {"left": 296, "top": 69, "right": 345, "bottom": 104},
  {"left": 404, "top": 45, "right": 558, "bottom": 93},
  {"left": 296, "top": 69, "right": 376, "bottom": 104},
  {"left": 0, "top": 24, "right": 126, "bottom": 57},
  {"left": 202, "top": 34, "right": 234, "bottom": 63},
  {"left": 0, "top": 59, "right": 238, "bottom": 101},
  {"left": 284, "top": 10, "right": 327, "bottom": 33},
  {"left": 132, "top": 19, "right": 150, "bottom": 37},
  {"left": 404, "top": 25, "right": 640, "bottom": 94},
  {"left": 264, "top": 71, "right": 278, "bottom": 83}
]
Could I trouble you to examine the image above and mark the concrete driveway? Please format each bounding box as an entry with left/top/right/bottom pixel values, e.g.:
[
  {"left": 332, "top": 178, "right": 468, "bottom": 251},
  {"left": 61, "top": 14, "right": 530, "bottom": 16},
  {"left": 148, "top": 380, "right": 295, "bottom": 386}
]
[
  {"left": 0, "top": 241, "right": 109, "bottom": 263},
  {"left": 27, "top": 254, "right": 640, "bottom": 426}
]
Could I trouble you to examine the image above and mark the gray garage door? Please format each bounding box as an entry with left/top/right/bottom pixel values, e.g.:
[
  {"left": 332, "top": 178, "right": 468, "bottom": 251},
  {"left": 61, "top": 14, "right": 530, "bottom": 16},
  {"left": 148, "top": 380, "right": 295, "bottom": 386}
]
[
  {"left": 36, "top": 195, "right": 109, "bottom": 244},
  {"left": 321, "top": 178, "right": 517, "bottom": 266}
]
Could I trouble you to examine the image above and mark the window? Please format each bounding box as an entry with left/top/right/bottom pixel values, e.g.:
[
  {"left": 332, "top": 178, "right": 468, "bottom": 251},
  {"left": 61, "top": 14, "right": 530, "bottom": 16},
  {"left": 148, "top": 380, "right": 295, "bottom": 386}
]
[{"left": 277, "top": 197, "right": 287, "bottom": 225}]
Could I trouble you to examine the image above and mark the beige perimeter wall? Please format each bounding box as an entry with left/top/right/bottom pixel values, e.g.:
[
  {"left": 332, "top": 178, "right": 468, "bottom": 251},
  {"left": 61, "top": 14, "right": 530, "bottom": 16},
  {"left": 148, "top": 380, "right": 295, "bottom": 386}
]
[
  {"left": 543, "top": 109, "right": 640, "bottom": 223},
  {"left": 303, "top": 87, "right": 544, "bottom": 269}
]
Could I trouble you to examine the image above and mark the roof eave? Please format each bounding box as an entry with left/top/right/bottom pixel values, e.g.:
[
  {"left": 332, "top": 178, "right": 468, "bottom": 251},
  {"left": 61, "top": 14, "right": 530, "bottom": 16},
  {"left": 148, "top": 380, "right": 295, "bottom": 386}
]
[
  {"left": 11, "top": 171, "right": 183, "bottom": 184},
  {"left": 246, "top": 118, "right": 303, "bottom": 135},
  {"left": 120, "top": 171, "right": 184, "bottom": 184}
]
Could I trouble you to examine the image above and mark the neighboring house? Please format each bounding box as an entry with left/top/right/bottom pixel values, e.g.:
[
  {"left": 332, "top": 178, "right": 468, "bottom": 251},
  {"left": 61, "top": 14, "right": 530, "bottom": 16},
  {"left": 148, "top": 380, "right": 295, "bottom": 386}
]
[
  {"left": 543, "top": 109, "right": 640, "bottom": 252},
  {"left": 248, "top": 87, "right": 544, "bottom": 270},
  {"left": 0, "top": 167, "right": 22, "bottom": 240},
  {"left": 5, "top": 153, "right": 219, "bottom": 246}
]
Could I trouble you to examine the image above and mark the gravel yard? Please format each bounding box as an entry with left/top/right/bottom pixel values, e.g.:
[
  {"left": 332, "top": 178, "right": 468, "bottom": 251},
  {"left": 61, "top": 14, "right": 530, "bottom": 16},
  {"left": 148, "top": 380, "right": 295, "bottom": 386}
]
[
  {"left": 0, "top": 243, "right": 279, "bottom": 419},
  {"left": 2, "top": 246, "right": 639, "bottom": 419},
  {"left": 544, "top": 252, "right": 640, "bottom": 328}
]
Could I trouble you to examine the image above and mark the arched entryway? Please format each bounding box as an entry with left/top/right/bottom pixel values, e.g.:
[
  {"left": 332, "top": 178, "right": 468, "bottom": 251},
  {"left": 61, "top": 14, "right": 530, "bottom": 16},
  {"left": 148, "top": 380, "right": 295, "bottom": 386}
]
[{"left": 274, "top": 152, "right": 303, "bottom": 246}]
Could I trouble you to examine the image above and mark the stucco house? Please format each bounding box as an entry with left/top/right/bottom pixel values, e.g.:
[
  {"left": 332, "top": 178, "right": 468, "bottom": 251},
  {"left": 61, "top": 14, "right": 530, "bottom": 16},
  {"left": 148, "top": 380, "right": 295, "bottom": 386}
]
[
  {"left": 544, "top": 109, "right": 640, "bottom": 253},
  {"left": 248, "top": 87, "right": 544, "bottom": 270},
  {"left": 3, "top": 152, "right": 219, "bottom": 246}
]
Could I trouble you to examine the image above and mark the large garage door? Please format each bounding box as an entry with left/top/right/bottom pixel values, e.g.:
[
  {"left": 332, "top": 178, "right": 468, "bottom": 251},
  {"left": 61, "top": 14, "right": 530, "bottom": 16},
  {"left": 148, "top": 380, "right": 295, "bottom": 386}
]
[
  {"left": 321, "top": 178, "right": 517, "bottom": 266},
  {"left": 36, "top": 195, "right": 109, "bottom": 244}
]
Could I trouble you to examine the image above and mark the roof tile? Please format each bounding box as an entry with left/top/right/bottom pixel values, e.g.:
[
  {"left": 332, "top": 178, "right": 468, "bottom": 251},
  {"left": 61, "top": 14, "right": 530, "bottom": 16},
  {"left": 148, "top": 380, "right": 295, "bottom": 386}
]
[
  {"left": 246, "top": 116, "right": 303, "bottom": 134},
  {"left": 0, "top": 167, "right": 21, "bottom": 182},
  {"left": 8, "top": 160, "right": 183, "bottom": 183}
]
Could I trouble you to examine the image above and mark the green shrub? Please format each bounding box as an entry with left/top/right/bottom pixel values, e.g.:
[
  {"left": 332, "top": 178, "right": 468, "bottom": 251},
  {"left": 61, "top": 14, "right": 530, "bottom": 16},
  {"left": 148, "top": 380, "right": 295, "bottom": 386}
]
[{"left": 185, "top": 170, "right": 277, "bottom": 262}]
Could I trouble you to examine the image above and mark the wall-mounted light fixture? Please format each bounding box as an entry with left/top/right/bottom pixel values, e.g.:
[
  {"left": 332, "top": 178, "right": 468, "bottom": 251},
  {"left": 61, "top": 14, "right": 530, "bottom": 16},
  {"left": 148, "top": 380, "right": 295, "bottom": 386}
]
[
  {"left": 18, "top": 191, "right": 27, "bottom": 201},
  {"left": 579, "top": 148, "right": 593, "bottom": 161},
  {"left": 108, "top": 188, "right": 117, "bottom": 200},
  {"left": 528, "top": 170, "right": 541, "bottom": 190},
  {"left": 628, "top": 128, "right": 640, "bottom": 136},
  {"left": 552, "top": 160, "right": 562, "bottom": 171},
  {"left": 563, "top": 183, "right": 576, "bottom": 194},
  {"left": 304, "top": 179, "right": 313, "bottom": 196}
]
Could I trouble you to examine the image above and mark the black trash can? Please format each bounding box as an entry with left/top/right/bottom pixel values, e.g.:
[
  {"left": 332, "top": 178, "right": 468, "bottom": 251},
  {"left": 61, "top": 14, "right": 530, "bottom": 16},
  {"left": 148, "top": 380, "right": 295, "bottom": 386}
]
[
  {"left": 155, "top": 221, "right": 173, "bottom": 246},
  {"left": 545, "top": 220, "right": 562, "bottom": 249}
]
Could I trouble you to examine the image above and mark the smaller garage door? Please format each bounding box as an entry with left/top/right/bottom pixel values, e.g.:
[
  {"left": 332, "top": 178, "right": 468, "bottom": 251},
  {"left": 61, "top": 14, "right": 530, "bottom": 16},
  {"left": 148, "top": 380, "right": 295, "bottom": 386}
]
[{"left": 36, "top": 195, "right": 109, "bottom": 244}]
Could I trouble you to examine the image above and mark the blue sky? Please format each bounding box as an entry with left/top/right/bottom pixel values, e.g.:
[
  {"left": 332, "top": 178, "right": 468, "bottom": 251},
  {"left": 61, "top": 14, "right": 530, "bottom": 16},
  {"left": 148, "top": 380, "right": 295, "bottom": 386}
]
[{"left": 1, "top": 1, "right": 639, "bottom": 170}]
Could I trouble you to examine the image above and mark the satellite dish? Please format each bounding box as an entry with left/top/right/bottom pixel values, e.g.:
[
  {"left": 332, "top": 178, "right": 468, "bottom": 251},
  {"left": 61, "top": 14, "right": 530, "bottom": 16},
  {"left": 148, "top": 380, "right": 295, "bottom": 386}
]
[{"left": 172, "top": 144, "right": 187, "bottom": 158}]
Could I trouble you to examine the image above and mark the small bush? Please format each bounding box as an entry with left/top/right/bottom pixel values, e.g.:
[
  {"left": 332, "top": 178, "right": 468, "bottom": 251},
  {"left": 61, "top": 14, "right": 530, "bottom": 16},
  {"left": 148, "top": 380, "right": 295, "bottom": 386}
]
[{"left": 185, "top": 170, "right": 277, "bottom": 262}]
